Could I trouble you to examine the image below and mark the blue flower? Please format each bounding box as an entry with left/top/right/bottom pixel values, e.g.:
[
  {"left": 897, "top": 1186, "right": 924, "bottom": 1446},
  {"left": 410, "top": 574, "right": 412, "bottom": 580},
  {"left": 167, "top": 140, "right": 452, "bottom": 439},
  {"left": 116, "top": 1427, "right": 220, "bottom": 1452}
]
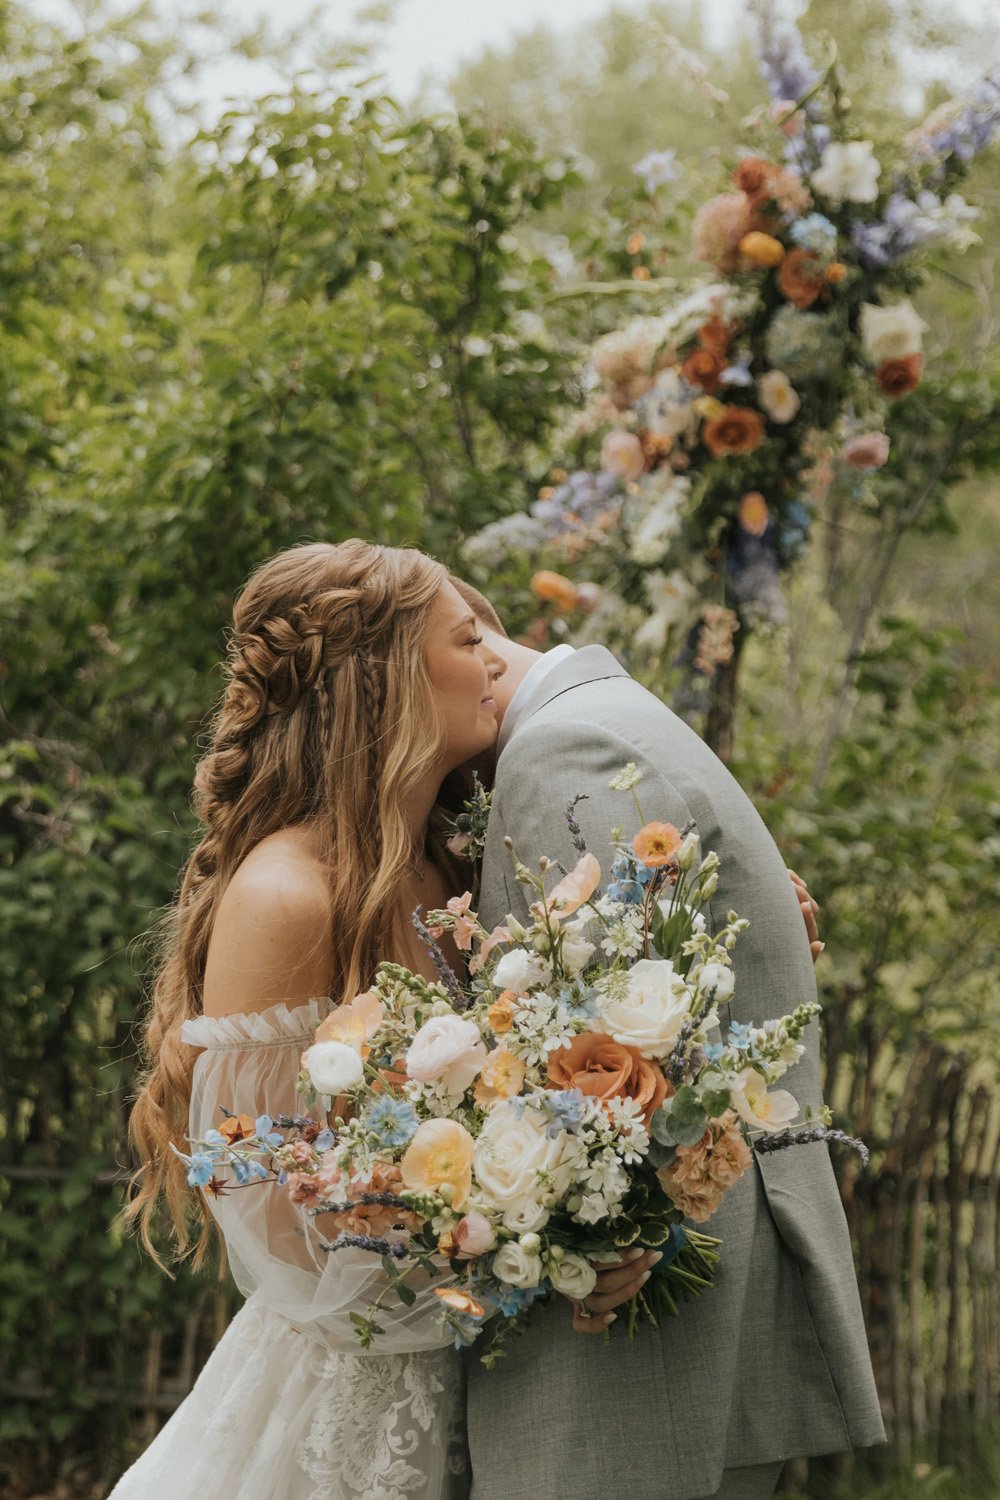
[
  {"left": 608, "top": 880, "right": 645, "bottom": 905},
  {"left": 186, "top": 1152, "right": 214, "bottom": 1188},
  {"left": 314, "top": 1128, "right": 336, "bottom": 1152},
  {"left": 202, "top": 1128, "right": 227, "bottom": 1149},
  {"left": 493, "top": 1281, "right": 549, "bottom": 1318},
  {"left": 727, "top": 1021, "right": 759, "bottom": 1058},
  {"left": 540, "top": 1088, "right": 590, "bottom": 1138},
  {"left": 790, "top": 213, "right": 838, "bottom": 255},
  {"left": 360, "top": 1096, "right": 420, "bottom": 1150},
  {"left": 230, "top": 1156, "right": 252, "bottom": 1185},
  {"left": 255, "top": 1115, "right": 284, "bottom": 1150},
  {"left": 702, "top": 1042, "right": 725, "bottom": 1062}
]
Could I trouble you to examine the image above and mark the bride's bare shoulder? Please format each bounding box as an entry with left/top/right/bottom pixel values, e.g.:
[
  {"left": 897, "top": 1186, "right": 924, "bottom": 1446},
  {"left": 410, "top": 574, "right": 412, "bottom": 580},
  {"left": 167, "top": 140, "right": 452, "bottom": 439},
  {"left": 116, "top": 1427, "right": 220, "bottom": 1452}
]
[{"left": 202, "top": 828, "right": 332, "bottom": 1019}]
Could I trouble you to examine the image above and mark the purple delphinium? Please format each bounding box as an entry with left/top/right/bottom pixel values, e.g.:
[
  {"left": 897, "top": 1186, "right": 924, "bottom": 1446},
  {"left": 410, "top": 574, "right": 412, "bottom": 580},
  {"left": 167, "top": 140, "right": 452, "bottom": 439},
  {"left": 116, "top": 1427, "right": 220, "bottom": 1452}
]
[
  {"left": 747, "top": 0, "right": 820, "bottom": 111},
  {"left": 853, "top": 189, "right": 980, "bottom": 267},
  {"left": 910, "top": 68, "right": 1000, "bottom": 171},
  {"left": 532, "top": 469, "right": 621, "bottom": 536}
]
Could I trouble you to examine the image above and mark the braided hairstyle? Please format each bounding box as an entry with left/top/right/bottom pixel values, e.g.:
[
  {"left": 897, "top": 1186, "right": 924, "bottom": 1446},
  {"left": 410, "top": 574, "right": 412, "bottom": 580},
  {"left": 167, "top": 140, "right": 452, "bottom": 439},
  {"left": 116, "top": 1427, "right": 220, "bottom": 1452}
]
[{"left": 127, "top": 539, "right": 449, "bottom": 1262}]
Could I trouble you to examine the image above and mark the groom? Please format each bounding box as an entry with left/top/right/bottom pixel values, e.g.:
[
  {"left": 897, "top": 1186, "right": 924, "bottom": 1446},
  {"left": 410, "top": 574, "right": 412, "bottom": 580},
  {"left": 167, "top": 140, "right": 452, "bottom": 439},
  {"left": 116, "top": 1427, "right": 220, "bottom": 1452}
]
[{"left": 452, "top": 581, "right": 885, "bottom": 1500}]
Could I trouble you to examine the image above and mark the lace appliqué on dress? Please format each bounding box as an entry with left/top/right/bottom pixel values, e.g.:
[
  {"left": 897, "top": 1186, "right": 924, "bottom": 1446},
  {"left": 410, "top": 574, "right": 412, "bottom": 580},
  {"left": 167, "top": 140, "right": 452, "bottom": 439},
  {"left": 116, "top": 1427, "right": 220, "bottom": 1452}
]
[{"left": 295, "top": 1350, "right": 449, "bottom": 1500}]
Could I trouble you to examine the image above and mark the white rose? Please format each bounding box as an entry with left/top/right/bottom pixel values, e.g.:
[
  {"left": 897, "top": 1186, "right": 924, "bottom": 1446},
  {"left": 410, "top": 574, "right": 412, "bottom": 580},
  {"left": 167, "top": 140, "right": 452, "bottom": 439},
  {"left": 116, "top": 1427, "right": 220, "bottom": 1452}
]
[
  {"left": 694, "top": 960, "right": 735, "bottom": 1002},
  {"left": 493, "top": 948, "right": 547, "bottom": 993},
  {"left": 492, "top": 1240, "right": 544, "bottom": 1289},
  {"left": 811, "top": 140, "right": 881, "bottom": 204},
  {"left": 548, "top": 1251, "right": 598, "bottom": 1301},
  {"left": 859, "top": 300, "right": 928, "bottom": 365},
  {"left": 599, "top": 957, "right": 693, "bottom": 1058},
  {"left": 404, "top": 1014, "right": 487, "bottom": 1093},
  {"left": 303, "top": 1040, "right": 365, "bottom": 1096},
  {"left": 474, "top": 1102, "right": 576, "bottom": 1230}
]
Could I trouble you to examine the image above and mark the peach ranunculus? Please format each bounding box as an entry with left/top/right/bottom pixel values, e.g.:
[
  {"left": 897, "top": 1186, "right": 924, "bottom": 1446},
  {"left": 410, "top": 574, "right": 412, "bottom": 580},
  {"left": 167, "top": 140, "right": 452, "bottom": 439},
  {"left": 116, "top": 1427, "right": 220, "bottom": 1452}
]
[
  {"left": 546, "top": 1032, "right": 669, "bottom": 1127},
  {"left": 601, "top": 428, "right": 647, "bottom": 481},
  {"left": 542, "top": 852, "right": 602, "bottom": 919},
  {"left": 486, "top": 992, "right": 517, "bottom": 1034},
  {"left": 452, "top": 1209, "right": 497, "bottom": 1258},
  {"left": 400, "top": 1118, "right": 475, "bottom": 1209},
  {"left": 632, "top": 821, "right": 681, "bottom": 868},
  {"left": 474, "top": 1048, "right": 527, "bottom": 1109},
  {"left": 314, "top": 989, "right": 384, "bottom": 1050},
  {"left": 656, "top": 1111, "right": 753, "bottom": 1223},
  {"left": 532, "top": 570, "right": 579, "bottom": 612},
  {"left": 777, "top": 248, "right": 828, "bottom": 309},
  {"left": 701, "top": 406, "right": 766, "bottom": 458},
  {"left": 681, "top": 347, "right": 727, "bottom": 394},
  {"left": 875, "top": 354, "right": 922, "bottom": 398},
  {"left": 738, "top": 491, "right": 769, "bottom": 537}
]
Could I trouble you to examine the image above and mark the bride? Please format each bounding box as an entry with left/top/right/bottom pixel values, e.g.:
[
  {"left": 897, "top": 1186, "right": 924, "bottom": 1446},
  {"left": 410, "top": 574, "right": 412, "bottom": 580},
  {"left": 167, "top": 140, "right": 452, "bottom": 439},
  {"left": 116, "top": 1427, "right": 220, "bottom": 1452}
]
[{"left": 112, "top": 538, "right": 507, "bottom": 1500}]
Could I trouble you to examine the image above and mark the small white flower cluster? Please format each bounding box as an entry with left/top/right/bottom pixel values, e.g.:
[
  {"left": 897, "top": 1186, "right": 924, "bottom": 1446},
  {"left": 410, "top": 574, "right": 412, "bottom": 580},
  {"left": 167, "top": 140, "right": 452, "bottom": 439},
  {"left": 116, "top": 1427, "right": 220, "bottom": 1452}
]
[
  {"left": 504, "top": 990, "right": 580, "bottom": 1068},
  {"left": 598, "top": 908, "right": 646, "bottom": 960}
]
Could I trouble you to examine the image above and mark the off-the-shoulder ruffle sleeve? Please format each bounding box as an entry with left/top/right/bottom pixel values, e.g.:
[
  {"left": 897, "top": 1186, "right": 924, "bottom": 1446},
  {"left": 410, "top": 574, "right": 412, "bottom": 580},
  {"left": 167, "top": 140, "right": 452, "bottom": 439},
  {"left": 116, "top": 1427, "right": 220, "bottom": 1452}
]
[{"left": 182, "top": 1001, "right": 456, "bottom": 1356}]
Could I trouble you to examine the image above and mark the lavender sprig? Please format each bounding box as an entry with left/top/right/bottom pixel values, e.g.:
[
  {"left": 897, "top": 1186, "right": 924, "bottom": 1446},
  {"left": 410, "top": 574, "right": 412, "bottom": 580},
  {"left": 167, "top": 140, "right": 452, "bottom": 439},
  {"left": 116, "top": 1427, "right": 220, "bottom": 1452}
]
[
  {"left": 753, "top": 1125, "right": 870, "bottom": 1168},
  {"left": 564, "top": 793, "right": 590, "bottom": 853},
  {"left": 320, "top": 1232, "right": 409, "bottom": 1257},
  {"left": 310, "top": 1191, "right": 415, "bottom": 1218},
  {"left": 411, "top": 906, "right": 467, "bottom": 1008}
]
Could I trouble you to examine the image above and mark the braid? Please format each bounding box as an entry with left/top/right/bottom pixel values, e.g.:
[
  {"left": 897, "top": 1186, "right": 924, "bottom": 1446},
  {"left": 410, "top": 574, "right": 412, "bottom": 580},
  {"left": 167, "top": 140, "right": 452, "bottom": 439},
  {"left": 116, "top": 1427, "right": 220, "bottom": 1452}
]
[{"left": 358, "top": 650, "right": 385, "bottom": 795}]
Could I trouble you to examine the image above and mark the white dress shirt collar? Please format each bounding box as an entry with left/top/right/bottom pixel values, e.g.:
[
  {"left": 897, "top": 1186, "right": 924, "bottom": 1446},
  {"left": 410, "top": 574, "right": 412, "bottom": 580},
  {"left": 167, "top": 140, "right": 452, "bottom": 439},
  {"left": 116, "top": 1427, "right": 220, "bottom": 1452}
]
[{"left": 497, "top": 644, "right": 575, "bottom": 753}]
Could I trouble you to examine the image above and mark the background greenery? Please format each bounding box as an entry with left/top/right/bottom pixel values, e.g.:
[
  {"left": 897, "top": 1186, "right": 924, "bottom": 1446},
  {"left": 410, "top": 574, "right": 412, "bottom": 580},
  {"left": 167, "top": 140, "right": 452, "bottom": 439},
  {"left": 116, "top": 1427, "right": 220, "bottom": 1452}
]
[{"left": 0, "top": 0, "right": 997, "bottom": 1494}]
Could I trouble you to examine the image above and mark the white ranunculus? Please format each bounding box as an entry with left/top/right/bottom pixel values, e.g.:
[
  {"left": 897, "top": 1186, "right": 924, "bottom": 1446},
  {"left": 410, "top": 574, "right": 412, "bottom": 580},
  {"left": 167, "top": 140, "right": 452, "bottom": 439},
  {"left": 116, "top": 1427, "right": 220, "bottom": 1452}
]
[
  {"left": 474, "top": 1102, "right": 576, "bottom": 1230},
  {"left": 303, "top": 1040, "right": 365, "bottom": 1096},
  {"left": 599, "top": 957, "right": 693, "bottom": 1059},
  {"left": 859, "top": 299, "right": 928, "bottom": 365},
  {"left": 492, "top": 1240, "right": 544, "bottom": 1289},
  {"left": 404, "top": 1014, "right": 487, "bottom": 1093},
  {"left": 547, "top": 1251, "right": 598, "bottom": 1301},
  {"left": 694, "top": 960, "right": 735, "bottom": 1002},
  {"left": 493, "top": 947, "right": 547, "bottom": 994},
  {"left": 561, "top": 917, "right": 596, "bottom": 976},
  {"left": 811, "top": 140, "right": 881, "bottom": 204}
]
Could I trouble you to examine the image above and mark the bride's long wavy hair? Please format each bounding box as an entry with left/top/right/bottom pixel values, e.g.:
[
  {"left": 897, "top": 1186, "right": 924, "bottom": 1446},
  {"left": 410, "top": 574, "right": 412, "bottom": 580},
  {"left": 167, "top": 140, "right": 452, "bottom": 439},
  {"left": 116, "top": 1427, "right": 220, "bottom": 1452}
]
[{"left": 126, "top": 538, "right": 453, "bottom": 1265}]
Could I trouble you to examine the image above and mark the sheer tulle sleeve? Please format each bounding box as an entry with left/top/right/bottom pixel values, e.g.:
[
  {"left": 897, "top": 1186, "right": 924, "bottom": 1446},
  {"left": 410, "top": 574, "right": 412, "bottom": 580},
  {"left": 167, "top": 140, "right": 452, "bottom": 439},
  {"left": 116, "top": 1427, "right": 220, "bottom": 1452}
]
[{"left": 181, "top": 1001, "right": 456, "bottom": 1356}]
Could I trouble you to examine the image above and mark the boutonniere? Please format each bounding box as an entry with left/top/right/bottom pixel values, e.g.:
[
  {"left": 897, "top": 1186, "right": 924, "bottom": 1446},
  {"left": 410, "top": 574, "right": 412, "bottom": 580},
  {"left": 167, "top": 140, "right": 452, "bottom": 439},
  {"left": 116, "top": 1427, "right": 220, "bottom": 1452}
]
[{"left": 445, "top": 774, "right": 492, "bottom": 865}]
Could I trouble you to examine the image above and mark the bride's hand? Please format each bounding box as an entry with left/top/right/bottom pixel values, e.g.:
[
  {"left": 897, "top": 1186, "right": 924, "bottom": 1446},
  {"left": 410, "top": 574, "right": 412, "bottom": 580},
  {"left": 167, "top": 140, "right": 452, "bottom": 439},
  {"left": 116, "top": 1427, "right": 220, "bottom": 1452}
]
[
  {"left": 789, "top": 868, "right": 823, "bottom": 962},
  {"left": 566, "top": 1247, "right": 663, "bottom": 1335}
]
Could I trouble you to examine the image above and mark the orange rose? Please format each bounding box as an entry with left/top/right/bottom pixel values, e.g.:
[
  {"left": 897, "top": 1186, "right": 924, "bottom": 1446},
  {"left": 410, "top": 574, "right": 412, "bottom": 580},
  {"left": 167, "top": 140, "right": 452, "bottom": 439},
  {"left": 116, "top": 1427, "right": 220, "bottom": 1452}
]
[
  {"left": 777, "top": 248, "right": 827, "bottom": 309},
  {"left": 546, "top": 1032, "right": 669, "bottom": 1127},
  {"left": 632, "top": 820, "right": 681, "bottom": 867},
  {"left": 532, "top": 570, "right": 579, "bottom": 612},
  {"left": 875, "top": 354, "right": 922, "bottom": 398},
  {"left": 702, "top": 406, "right": 766, "bottom": 458},
  {"left": 681, "top": 347, "right": 727, "bottom": 394}
]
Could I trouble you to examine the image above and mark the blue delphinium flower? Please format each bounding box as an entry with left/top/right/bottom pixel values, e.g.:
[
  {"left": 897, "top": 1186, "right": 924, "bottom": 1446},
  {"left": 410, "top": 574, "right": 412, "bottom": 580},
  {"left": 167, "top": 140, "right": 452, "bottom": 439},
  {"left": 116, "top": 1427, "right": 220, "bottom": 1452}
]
[
  {"left": 314, "top": 1128, "right": 336, "bottom": 1152},
  {"left": 748, "top": 0, "right": 820, "bottom": 109},
  {"left": 727, "top": 1021, "right": 760, "bottom": 1058},
  {"left": 539, "top": 1088, "right": 590, "bottom": 1139},
  {"left": 790, "top": 213, "right": 838, "bottom": 256},
  {"left": 255, "top": 1115, "right": 284, "bottom": 1150},
  {"left": 493, "top": 1280, "right": 549, "bottom": 1318},
  {"left": 532, "top": 469, "right": 621, "bottom": 537},
  {"left": 186, "top": 1152, "right": 214, "bottom": 1188},
  {"left": 360, "top": 1096, "right": 420, "bottom": 1150}
]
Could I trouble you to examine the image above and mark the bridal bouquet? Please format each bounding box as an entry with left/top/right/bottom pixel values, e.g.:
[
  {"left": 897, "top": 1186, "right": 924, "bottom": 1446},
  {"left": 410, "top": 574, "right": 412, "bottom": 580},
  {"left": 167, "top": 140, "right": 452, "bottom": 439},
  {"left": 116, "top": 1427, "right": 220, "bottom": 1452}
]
[{"left": 178, "top": 768, "right": 864, "bottom": 1362}]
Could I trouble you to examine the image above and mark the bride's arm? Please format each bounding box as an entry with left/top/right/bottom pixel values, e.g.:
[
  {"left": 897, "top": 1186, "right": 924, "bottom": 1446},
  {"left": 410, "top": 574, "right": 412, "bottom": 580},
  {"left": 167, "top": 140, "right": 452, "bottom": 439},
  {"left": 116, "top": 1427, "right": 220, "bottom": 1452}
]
[{"left": 187, "top": 854, "right": 455, "bottom": 1354}]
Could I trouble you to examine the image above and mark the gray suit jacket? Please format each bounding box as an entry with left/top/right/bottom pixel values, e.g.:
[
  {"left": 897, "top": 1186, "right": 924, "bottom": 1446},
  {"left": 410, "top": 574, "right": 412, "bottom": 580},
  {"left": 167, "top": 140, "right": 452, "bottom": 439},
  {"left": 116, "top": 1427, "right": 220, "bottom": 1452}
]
[{"left": 463, "top": 647, "right": 885, "bottom": 1500}]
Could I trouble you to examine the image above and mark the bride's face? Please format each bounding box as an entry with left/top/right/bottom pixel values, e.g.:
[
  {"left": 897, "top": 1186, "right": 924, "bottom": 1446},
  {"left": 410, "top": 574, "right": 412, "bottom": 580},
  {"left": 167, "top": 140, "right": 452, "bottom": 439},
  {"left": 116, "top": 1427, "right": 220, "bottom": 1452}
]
[{"left": 424, "top": 582, "right": 506, "bottom": 769}]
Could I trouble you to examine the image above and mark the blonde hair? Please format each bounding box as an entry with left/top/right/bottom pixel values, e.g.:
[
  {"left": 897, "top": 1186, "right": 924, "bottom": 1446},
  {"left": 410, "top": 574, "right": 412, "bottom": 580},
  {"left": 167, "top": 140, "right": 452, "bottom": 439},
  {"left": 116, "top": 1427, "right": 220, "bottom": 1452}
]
[{"left": 126, "top": 538, "right": 450, "bottom": 1264}]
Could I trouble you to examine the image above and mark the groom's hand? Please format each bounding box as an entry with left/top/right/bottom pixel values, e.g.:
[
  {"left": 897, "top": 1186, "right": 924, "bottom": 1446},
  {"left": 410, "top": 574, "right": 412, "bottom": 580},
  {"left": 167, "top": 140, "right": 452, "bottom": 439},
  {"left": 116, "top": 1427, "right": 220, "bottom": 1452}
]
[
  {"left": 567, "top": 1247, "right": 663, "bottom": 1334},
  {"left": 789, "top": 868, "right": 823, "bottom": 963}
]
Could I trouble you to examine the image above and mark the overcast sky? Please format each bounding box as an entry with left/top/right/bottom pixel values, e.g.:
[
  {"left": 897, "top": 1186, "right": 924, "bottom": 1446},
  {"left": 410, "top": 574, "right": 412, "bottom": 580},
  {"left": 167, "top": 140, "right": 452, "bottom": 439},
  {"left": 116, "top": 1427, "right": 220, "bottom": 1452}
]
[{"left": 29, "top": 0, "right": 986, "bottom": 134}]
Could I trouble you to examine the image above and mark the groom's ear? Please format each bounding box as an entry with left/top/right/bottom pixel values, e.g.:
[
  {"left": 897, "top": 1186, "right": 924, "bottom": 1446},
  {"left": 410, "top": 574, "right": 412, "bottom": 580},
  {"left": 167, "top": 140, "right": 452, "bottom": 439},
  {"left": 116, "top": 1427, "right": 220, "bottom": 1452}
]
[{"left": 448, "top": 575, "right": 507, "bottom": 637}]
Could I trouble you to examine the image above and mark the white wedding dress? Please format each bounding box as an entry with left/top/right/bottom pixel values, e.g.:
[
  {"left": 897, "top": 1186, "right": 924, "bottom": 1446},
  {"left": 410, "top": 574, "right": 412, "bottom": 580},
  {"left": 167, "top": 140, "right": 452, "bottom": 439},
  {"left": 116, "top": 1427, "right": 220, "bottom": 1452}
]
[{"left": 109, "top": 999, "right": 468, "bottom": 1500}]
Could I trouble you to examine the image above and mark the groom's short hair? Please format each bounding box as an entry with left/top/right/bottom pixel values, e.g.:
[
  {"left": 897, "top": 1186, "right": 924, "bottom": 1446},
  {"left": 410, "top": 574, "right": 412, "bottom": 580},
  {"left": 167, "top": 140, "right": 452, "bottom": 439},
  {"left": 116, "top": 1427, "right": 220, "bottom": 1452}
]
[{"left": 449, "top": 576, "right": 507, "bottom": 637}]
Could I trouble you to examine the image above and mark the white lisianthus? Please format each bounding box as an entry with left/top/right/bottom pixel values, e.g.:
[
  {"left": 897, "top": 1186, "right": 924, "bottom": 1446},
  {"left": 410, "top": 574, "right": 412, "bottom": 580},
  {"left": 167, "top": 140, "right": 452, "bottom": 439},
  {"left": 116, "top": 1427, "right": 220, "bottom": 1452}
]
[
  {"left": 757, "top": 369, "right": 800, "bottom": 424},
  {"left": 732, "top": 1067, "right": 800, "bottom": 1132},
  {"left": 811, "top": 140, "right": 881, "bottom": 204},
  {"left": 859, "top": 300, "right": 928, "bottom": 365},
  {"left": 599, "top": 957, "right": 693, "bottom": 1058},
  {"left": 302, "top": 1040, "right": 365, "bottom": 1096},
  {"left": 404, "top": 1014, "right": 487, "bottom": 1093},
  {"left": 548, "top": 1251, "right": 598, "bottom": 1301},
  {"left": 492, "top": 1240, "right": 544, "bottom": 1289},
  {"left": 694, "top": 960, "right": 735, "bottom": 1002},
  {"left": 474, "top": 1101, "right": 576, "bottom": 1230},
  {"left": 493, "top": 948, "right": 548, "bottom": 994}
]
